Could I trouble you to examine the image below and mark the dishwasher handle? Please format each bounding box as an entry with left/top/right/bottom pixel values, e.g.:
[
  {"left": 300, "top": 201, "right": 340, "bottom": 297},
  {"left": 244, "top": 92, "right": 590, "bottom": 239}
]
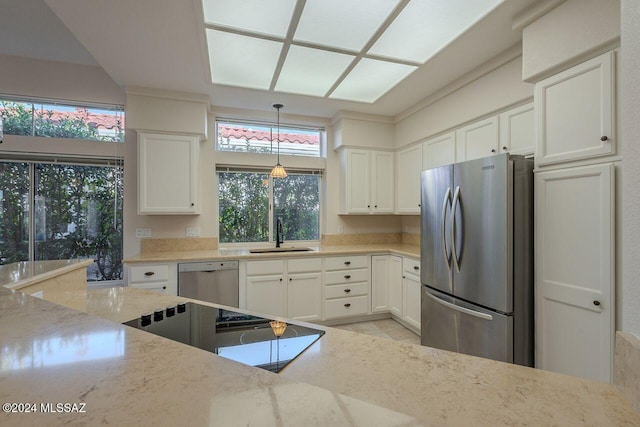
[{"left": 178, "top": 260, "right": 239, "bottom": 273}]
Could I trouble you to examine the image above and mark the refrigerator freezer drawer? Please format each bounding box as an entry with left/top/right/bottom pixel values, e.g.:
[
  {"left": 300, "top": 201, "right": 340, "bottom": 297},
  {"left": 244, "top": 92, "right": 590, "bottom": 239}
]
[{"left": 421, "top": 286, "right": 513, "bottom": 363}]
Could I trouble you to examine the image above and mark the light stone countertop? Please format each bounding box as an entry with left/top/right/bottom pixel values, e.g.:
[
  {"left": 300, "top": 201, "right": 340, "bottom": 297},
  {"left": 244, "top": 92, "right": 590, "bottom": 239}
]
[
  {"left": 122, "top": 243, "right": 421, "bottom": 263},
  {"left": 0, "top": 259, "right": 93, "bottom": 290},
  {"left": 2, "top": 286, "right": 638, "bottom": 426}
]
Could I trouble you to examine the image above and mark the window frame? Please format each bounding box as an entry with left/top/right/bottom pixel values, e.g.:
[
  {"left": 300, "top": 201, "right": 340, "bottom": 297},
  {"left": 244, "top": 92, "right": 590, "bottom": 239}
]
[{"left": 216, "top": 167, "right": 323, "bottom": 247}]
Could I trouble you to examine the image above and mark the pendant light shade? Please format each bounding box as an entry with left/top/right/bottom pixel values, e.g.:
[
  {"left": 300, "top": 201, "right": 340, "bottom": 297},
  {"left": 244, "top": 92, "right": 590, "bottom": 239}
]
[{"left": 270, "top": 103, "right": 287, "bottom": 178}]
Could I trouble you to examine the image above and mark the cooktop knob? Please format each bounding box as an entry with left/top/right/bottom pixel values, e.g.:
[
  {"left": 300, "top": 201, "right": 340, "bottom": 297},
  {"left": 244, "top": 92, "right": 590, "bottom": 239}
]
[
  {"left": 153, "top": 309, "right": 164, "bottom": 322},
  {"left": 141, "top": 313, "right": 152, "bottom": 327},
  {"left": 177, "top": 303, "right": 187, "bottom": 313},
  {"left": 166, "top": 305, "right": 176, "bottom": 317}
]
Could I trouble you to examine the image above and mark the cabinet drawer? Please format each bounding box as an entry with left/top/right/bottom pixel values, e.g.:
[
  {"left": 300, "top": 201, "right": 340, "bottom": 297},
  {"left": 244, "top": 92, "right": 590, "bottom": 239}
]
[
  {"left": 130, "top": 264, "right": 169, "bottom": 283},
  {"left": 403, "top": 258, "right": 421, "bottom": 275},
  {"left": 325, "top": 282, "right": 369, "bottom": 299},
  {"left": 247, "top": 260, "right": 285, "bottom": 276},
  {"left": 324, "top": 296, "right": 368, "bottom": 319},
  {"left": 288, "top": 258, "right": 322, "bottom": 273},
  {"left": 325, "top": 269, "right": 369, "bottom": 285},
  {"left": 325, "top": 255, "right": 368, "bottom": 271},
  {"left": 129, "top": 282, "right": 169, "bottom": 294}
]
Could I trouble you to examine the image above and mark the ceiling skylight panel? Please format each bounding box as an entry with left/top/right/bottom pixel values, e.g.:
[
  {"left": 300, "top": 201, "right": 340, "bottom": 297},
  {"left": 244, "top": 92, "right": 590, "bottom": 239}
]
[
  {"left": 202, "top": 0, "right": 296, "bottom": 38},
  {"left": 206, "top": 30, "right": 282, "bottom": 90},
  {"left": 369, "top": 0, "right": 502, "bottom": 63},
  {"left": 294, "top": 0, "right": 400, "bottom": 51},
  {"left": 275, "top": 46, "right": 354, "bottom": 97},
  {"left": 330, "top": 58, "right": 416, "bottom": 103}
]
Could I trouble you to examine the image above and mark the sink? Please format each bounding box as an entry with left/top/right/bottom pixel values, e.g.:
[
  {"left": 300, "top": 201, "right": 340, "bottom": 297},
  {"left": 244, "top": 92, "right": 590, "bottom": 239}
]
[{"left": 249, "top": 247, "right": 313, "bottom": 253}]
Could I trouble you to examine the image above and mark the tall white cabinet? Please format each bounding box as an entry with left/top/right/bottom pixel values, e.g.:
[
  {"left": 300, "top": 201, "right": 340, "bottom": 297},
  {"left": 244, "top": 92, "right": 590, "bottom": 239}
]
[
  {"left": 533, "top": 51, "right": 616, "bottom": 383},
  {"left": 395, "top": 144, "right": 423, "bottom": 214}
]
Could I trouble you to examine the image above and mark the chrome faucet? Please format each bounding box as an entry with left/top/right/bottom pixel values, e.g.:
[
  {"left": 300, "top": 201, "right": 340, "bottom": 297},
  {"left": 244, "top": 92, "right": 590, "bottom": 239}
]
[{"left": 276, "top": 217, "right": 284, "bottom": 248}]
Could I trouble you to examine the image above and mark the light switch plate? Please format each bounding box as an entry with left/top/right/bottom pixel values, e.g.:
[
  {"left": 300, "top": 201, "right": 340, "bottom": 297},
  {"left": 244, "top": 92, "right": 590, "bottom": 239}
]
[
  {"left": 186, "top": 227, "right": 201, "bottom": 237},
  {"left": 136, "top": 228, "right": 152, "bottom": 238}
]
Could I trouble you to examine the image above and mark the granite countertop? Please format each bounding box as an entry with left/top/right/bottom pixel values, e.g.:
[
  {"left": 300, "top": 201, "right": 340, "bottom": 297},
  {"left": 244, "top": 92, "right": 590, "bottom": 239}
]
[
  {"left": 0, "top": 259, "right": 93, "bottom": 290},
  {"left": 2, "top": 286, "right": 638, "bottom": 426},
  {"left": 122, "top": 243, "right": 421, "bottom": 263}
]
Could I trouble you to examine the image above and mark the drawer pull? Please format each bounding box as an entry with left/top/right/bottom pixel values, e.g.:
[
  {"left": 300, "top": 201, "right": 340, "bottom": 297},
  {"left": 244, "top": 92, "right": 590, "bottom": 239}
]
[
  {"left": 344, "top": 289, "right": 351, "bottom": 293},
  {"left": 344, "top": 261, "right": 351, "bottom": 265},
  {"left": 344, "top": 275, "right": 351, "bottom": 279},
  {"left": 144, "top": 271, "right": 155, "bottom": 277},
  {"left": 413, "top": 266, "right": 420, "bottom": 271},
  {"left": 344, "top": 303, "right": 351, "bottom": 308},
  {"left": 162, "top": 286, "right": 166, "bottom": 290}
]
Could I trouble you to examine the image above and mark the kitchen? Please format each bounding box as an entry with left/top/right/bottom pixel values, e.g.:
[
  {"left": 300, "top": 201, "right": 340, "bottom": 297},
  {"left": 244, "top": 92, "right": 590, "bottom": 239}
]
[{"left": 1, "top": 0, "right": 640, "bottom": 425}]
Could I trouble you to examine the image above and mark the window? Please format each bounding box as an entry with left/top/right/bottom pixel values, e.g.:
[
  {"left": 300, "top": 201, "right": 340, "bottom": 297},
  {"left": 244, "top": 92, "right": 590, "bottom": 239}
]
[
  {"left": 218, "top": 170, "right": 320, "bottom": 244},
  {"left": 216, "top": 120, "right": 321, "bottom": 157},
  {"left": 0, "top": 97, "right": 125, "bottom": 142},
  {"left": 0, "top": 161, "right": 123, "bottom": 282}
]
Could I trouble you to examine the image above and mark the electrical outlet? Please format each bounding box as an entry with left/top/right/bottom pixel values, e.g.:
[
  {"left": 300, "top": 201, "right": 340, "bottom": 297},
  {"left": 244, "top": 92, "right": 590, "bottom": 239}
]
[
  {"left": 135, "top": 228, "right": 152, "bottom": 238},
  {"left": 338, "top": 225, "right": 344, "bottom": 234},
  {"left": 186, "top": 227, "right": 201, "bottom": 237}
]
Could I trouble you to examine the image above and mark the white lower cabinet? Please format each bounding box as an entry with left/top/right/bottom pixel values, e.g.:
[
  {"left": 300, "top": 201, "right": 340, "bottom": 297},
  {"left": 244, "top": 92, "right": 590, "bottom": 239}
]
[
  {"left": 126, "top": 262, "right": 177, "bottom": 295},
  {"left": 402, "top": 257, "right": 422, "bottom": 334},
  {"left": 245, "top": 259, "right": 322, "bottom": 321},
  {"left": 388, "top": 256, "right": 403, "bottom": 317},
  {"left": 324, "top": 255, "right": 370, "bottom": 320},
  {"left": 371, "top": 255, "right": 402, "bottom": 314},
  {"left": 534, "top": 163, "right": 614, "bottom": 382}
]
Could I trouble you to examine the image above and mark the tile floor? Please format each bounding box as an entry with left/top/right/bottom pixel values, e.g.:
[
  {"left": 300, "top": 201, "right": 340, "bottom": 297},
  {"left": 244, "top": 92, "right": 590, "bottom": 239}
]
[{"left": 333, "top": 319, "right": 421, "bottom": 345}]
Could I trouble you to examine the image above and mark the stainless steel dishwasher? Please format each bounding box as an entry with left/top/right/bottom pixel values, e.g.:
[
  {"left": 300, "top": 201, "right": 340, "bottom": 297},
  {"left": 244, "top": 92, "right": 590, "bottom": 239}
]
[{"left": 178, "top": 260, "right": 239, "bottom": 308}]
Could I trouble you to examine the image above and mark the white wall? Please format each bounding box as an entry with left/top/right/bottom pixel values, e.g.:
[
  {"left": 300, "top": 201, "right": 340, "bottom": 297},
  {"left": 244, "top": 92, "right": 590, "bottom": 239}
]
[
  {"left": 394, "top": 57, "right": 533, "bottom": 148},
  {"left": 620, "top": 0, "right": 640, "bottom": 338},
  {"left": 522, "top": 0, "right": 620, "bottom": 82},
  {"left": 0, "top": 54, "right": 125, "bottom": 105}
]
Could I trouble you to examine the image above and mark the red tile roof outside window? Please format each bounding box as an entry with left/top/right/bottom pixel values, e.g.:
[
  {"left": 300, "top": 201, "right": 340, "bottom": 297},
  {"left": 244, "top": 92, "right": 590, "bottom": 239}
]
[{"left": 217, "top": 123, "right": 321, "bottom": 157}]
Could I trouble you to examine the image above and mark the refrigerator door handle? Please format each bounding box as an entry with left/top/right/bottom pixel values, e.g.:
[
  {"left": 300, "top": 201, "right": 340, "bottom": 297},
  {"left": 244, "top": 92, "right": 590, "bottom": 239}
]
[
  {"left": 451, "top": 186, "right": 462, "bottom": 272},
  {"left": 441, "top": 187, "right": 452, "bottom": 267},
  {"left": 424, "top": 289, "right": 493, "bottom": 321}
]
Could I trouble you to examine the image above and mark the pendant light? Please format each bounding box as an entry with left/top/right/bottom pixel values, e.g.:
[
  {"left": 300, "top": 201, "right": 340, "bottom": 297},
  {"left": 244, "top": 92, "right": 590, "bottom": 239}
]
[{"left": 270, "top": 103, "right": 287, "bottom": 178}]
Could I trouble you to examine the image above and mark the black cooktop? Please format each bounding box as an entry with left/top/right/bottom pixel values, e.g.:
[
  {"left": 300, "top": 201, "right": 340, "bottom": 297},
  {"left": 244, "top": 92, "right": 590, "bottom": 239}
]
[{"left": 123, "top": 302, "right": 324, "bottom": 373}]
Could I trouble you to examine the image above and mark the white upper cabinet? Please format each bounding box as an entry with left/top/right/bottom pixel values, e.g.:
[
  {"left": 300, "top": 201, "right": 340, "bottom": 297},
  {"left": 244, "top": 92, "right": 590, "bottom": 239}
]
[
  {"left": 138, "top": 132, "right": 199, "bottom": 215},
  {"left": 456, "top": 116, "right": 500, "bottom": 162},
  {"left": 422, "top": 131, "right": 456, "bottom": 171},
  {"left": 499, "top": 102, "right": 534, "bottom": 156},
  {"left": 535, "top": 52, "right": 615, "bottom": 166},
  {"left": 396, "top": 144, "right": 423, "bottom": 214},
  {"left": 339, "top": 149, "right": 394, "bottom": 214}
]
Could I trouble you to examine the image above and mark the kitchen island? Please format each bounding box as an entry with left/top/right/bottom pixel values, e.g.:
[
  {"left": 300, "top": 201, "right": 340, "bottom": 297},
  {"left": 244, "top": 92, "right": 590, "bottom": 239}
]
[
  {"left": 0, "top": 286, "right": 637, "bottom": 426},
  {"left": 0, "top": 259, "right": 92, "bottom": 295}
]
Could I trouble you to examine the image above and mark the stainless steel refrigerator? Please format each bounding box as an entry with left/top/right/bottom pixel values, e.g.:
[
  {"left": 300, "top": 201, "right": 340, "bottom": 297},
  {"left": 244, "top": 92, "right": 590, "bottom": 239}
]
[{"left": 420, "top": 153, "right": 534, "bottom": 366}]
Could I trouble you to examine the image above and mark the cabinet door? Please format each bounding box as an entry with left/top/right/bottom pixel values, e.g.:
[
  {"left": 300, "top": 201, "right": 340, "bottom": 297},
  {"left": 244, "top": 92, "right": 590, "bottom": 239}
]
[
  {"left": 287, "top": 272, "right": 322, "bottom": 322},
  {"left": 396, "top": 145, "right": 422, "bottom": 214},
  {"left": 535, "top": 52, "right": 615, "bottom": 166},
  {"left": 388, "top": 256, "right": 403, "bottom": 317},
  {"left": 535, "top": 163, "right": 614, "bottom": 382},
  {"left": 138, "top": 133, "right": 199, "bottom": 214},
  {"left": 246, "top": 275, "right": 286, "bottom": 318},
  {"left": 499, "top": 103, "right": 534, "bottom": 156},
  {"left": 423, "top": 132, "right": 456, "bottom": 170},
  {"left": 371, "top": 151, "right": 395, "bottom": 213},
  {"left": 344, "top": 150, "right": 370, "bottom": 213},
  {"left": 402, "top": 273, "right": 421, "bottom": 333},
  {"left": 455, "top": 116, "right": 499, "bottom": 162},
  {"left": 371, "top": 255, "right": 389, "bottom": 313}
]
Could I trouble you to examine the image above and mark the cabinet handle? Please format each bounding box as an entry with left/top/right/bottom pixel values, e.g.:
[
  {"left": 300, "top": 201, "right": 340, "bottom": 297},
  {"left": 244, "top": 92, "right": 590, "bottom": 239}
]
[
  {"left": 418, "top": 203, "right": 421, "bottom": 207},
  {"left": 344, "top": 275, "right": 351, "bottom": 279},
  {"left": 190, "top": 203, "right": 195, "bottom": 206},
  {"left": 403, "top": 275, "right": 406, "bottom": 279},
  {"left": 413, "top": 266, "right": 420, "bottom": 271},
  {"left": 279, "top": 278, "right": 283, "bottom": 282},
  {"left": 593, "top": 300, "right": 601, "bottom": 306},
  {"left": 289, "top": 278, "right": 292, "bottom": 281},
  {"left": 367, "top": 205, "right": 371, "bottom": 208},
  {"left": 344, "top": 261, "right": 351, "bottom": 265},
  {"left": 144, "top": 272, "right": 155, "bottom": 277},
  {"left": 344, "top": 289, "right": 351, "bottom": 293},
  {"left": 502, "top": 146, "right": 508, "bottom": 151},
  {"left": 491, "top": 149, "right": 496, "bottom": 153},
  {"left": 374, "top": 205, "right": 378, "bottom": 208},
  {"left": 601, "top": 136, "right": 609, "bottom": 142},
  {"left": 162, "top": 286, "right": 166, "bottom": 290},
  {"left": 344, "top": 303, "right": 351, "bottom": 308}
]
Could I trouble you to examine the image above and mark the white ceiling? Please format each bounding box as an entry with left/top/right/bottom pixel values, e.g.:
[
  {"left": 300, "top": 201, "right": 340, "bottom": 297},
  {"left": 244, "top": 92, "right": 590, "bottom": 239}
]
[{"left": 2, "top": 0, "right": 537, "bottom": 119}]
